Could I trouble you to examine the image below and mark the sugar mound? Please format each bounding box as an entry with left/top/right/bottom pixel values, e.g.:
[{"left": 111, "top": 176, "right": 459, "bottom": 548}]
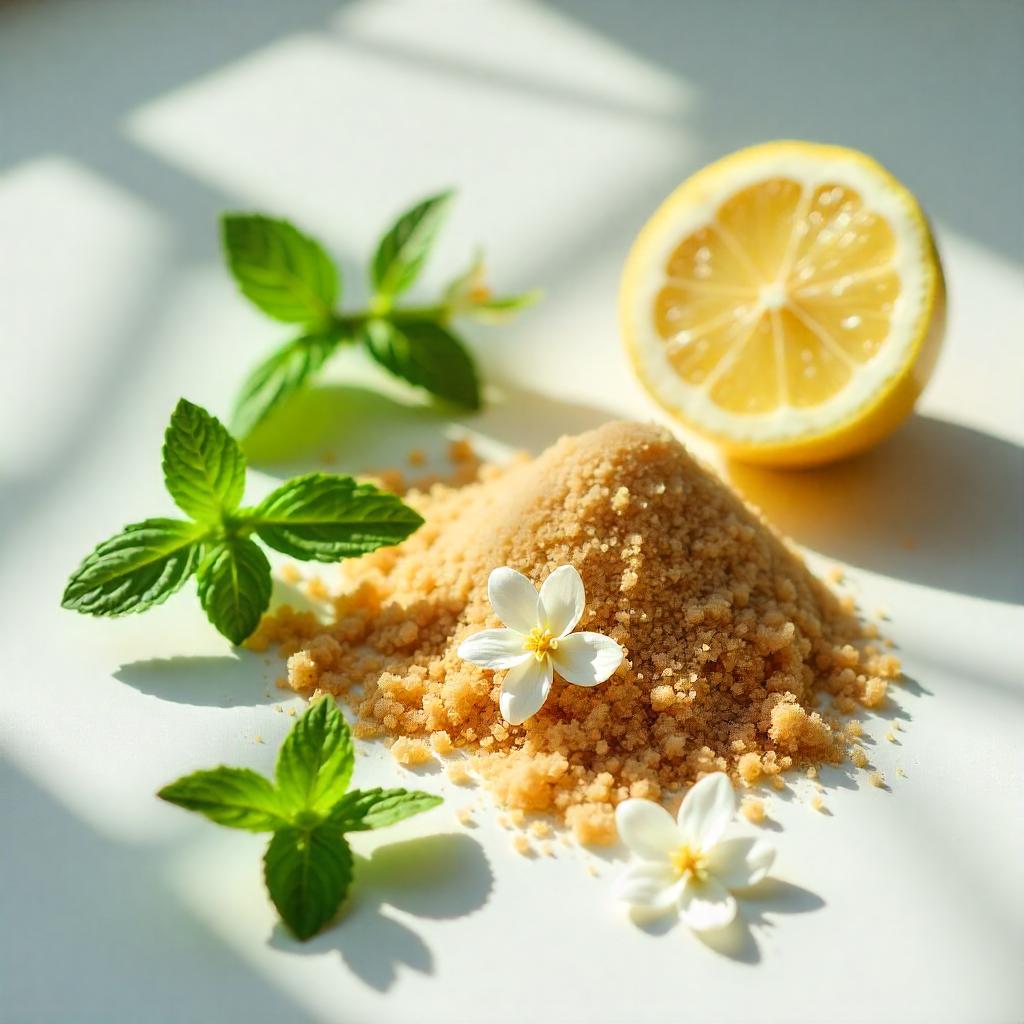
[{"left": 250, "top": 422, "right": 899, "bottom": 844}]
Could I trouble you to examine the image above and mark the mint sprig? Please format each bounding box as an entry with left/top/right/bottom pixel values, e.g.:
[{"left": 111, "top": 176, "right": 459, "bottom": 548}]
[
  {"left": 158, "top": 698, "right": 442, "bottom": 940},
  {"left": 62, "top": 399, "right": 423, "bottom": 644},
  {"left": 222, "top": 192, "right": 540, "bottom": 435}
]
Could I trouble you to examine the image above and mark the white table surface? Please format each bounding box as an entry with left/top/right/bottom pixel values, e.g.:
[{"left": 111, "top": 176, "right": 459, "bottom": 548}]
[{"left": 2, "top": 2, "right": 1023, "bottom": 1022}]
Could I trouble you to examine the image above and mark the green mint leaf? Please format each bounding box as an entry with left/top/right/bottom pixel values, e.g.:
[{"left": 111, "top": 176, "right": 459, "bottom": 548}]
[
  {"left": 221, "top": 214, "right": 338, "bottom": 324},
  {"left": 62, "top": 518, "right": 204, "bottom": 617},
  {"left": 196, "top": 536, "right": 272, "bottom": 644},
  {"left": 327, "top": 787, "right": 443, "bottom": 832},
  {"left": 163, "top": 399, "right": 246, "bottom": 521},
  {"left": 230, "top": 332, "right": 339, "bottom": 438},
  {"left": 371, "top": 191, "right": 452, "bottom": 300},
  {"left": 157, "top": 767, "right": 287, "bottom": 832},
  {"left": 245, "top": 473, "right": 423, "bottom": 562},
  {"left": 263, "top": 825, "right": 353, "bottom": 941},
  {"left": 275, "top": 698, "right": 354, "bottom": 815},
  {"left": 363, "top": 319, "right": 480, "bottom": 410},
  {"left": 467, "top": 288, "right": 543, "bottom": 324}
]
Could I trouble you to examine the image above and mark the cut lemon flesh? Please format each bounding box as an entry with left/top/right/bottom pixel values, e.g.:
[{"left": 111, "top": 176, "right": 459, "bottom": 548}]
[{"left": 620, "top": 142, "right": 944, "bottom": 466}]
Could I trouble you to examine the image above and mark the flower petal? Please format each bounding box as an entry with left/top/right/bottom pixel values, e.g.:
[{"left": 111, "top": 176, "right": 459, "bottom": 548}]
[
  {"left": 615, "top": 798, "right": 680, "bottom": 860},
  {"left": 706, "top": 837, "right": 775, "bottom": 890},
  {"left": 678, "top": 876, "right": 737, "bottom": 932},
  {"left": 457, "top": 628, "right": 530, "bottom": 669},
  {"left": 538, "top": 564, "right": 585, "bottom": 637},
  {"left": 677, "top": 772, "right": 736, "bottom": 848},
  {"left": 498, "top": 656, "right": 553, "bottom": 725},
  {"left": 488, "top": 567, "right": 541, "bottom": 634},
  {"left": 612, "top": 861, "right": 684, "bottom": 911},
  {"left": 551, "top": 632, "right": 623, "bottom": 686}
]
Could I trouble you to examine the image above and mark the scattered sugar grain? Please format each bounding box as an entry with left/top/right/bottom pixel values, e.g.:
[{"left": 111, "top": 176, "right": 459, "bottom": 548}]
[
  {"left": 391, "top": 736, "right": 433, "bottom": 766},
  {"left": 447, "top": 761, "right": 473, "bottom": 786},
  {"left": 868, "top": 771, "right": 885, "bottom": 788},
  {"left": 448, "top": 438, "right": 475, "bottom": 464},
  {"left": 430, "top": 730, "right": 454, "bottom": 755},
  {"left": 512, "top": 834, "right": 532, "bottom": 856},
  {"left": 740, "top": 796, "right": 766, "bottom": 824}
]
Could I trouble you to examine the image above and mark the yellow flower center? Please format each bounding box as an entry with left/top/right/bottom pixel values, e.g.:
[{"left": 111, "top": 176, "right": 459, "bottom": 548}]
[
  {"left": 523, "top": 626, "right": 557, "bottom": 661},
  {"left": 670, "top": 843, "right": 708, "bottom": 881}
]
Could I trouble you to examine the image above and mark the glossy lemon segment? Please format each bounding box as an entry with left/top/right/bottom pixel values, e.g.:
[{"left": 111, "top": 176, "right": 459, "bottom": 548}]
[{"left": 621, "top": 142, "right": 945, "bottom": 467}]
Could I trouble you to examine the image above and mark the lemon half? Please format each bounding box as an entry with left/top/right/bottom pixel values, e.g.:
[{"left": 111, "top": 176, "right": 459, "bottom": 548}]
[{"left": 620, "top": 142, "right": 945, "bottom": 467}]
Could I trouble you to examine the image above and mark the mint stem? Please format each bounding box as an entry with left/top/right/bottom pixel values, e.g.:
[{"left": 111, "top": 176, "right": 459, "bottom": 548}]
[{"left": 334, "top": 303, "right": 449, "bottom": 335}]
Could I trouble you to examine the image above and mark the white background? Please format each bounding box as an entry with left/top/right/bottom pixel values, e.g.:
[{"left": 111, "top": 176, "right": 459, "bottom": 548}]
[{"left": 1, "top": 2, "right": 1022, "bottom": 1022}]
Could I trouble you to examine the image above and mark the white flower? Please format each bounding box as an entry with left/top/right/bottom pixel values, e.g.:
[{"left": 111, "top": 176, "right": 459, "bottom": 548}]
[
  {"left": 457, "top": 565, "right": 624, "bottom": 725},
  {"left": 612, "top": 773, "right": 775, "bottom": 932}
]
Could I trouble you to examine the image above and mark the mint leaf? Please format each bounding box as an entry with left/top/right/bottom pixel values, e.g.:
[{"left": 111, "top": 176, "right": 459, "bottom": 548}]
[
  {"left": 371, "top": 191, "right": 452, "bottom": 300},
  {"left": 363, "top": 319, "right": 480, "bottom": 410},
  {"left": 158, "top": 767, "right": 287, "bottom": 832},
  {"left": 163, "top": 399, "right": 246, "bottom": 521},
  {"left": 275, "top": 698, "right": 354, "bottom": 815},
  {"left": 222, "top": 214, "right": 338, "bottom": 324},
  {"left": 328, "top": 787, "right": 443, "bottom": 831},
  {"left": 62, "top": 518, "right": 204, "bottom": 616},
  {"left": 230, "top": 332, "right": 339, "bottom": 438},
  {"left": 246, "top": 473, "right": 423, "bottom": 562},
  {"left": 196, "top": 536, "right": 272, "bottom": 644},
  {"left": 264, "top": 825, "right": 353, "bottom": 941}
]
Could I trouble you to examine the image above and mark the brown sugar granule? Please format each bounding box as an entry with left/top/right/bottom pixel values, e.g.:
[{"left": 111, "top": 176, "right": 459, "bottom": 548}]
[
  {"left": 391, "top": 737, "right": 433, "bottom": 766},
  {"left": 448, "top": 438, "right": 475, "bottom": 464},
  {"left": 255, "top": 422, "right": 897, "bottom": 842},
  {"left": 280, "top": 563, "right": 302, "bottom": 585},
  {"left": 446, "top": 760, "right": 473, "bottom": 786},
  {"left": 407, "top": 449, "right": 427, "bottom": 467},
  {"left": 809, "top": 793, "right": 826, "bottom": 812},
  {"left": 737, "top": 752, "right": 763, "bottom": 785},
  {"left": 850, "top": 746, "right": 869, "bottom": 769},
  {"left": 868, "top": 771, "right": 886, "bottom": 788},
  {"left": 430, "top": 730, "right": 454, "bottom": 755},
  {"left": 512, "top": 834, "right": 533, "bottom": 856},
  {"left": 740, "top": 796, "right": 766, "bottom": 824}
]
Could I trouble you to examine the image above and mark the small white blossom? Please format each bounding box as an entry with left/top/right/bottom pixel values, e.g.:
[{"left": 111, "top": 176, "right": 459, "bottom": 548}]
[
  {"left": 457, "top": 565, "right": 624, "bottom": 725},
  {"left": 612, "top": 773, "right": 775, "bottom": 932}
]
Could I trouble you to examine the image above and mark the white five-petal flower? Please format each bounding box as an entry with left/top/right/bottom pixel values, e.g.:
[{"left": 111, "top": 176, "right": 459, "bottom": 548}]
[
  {"left": 457, "top": 565, "right": 624, "bottom": 725},
  {"left": 612, "top": 773, "right": 775, "bottom": 932}
]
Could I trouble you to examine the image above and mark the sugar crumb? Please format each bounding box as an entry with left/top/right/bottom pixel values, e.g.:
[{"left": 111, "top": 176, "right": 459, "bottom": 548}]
[
  {"left": 512, "top": 834, "right": 533, "bottom": 856},
  {"left": 740, "top": 796, "right": 766, "bottom": 824}
]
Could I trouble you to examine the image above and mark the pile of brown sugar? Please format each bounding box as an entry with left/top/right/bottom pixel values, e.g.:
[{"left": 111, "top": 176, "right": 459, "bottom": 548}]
[{"left": 249, "top": 421, "right": 899, "bottom": 844}]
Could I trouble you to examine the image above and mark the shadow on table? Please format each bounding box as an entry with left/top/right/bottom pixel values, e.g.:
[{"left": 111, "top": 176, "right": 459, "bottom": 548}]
[
  {"left": 114, "top": 651, "right": 283, "bottom": 708},
  {"left": 630, "top": 878, "right": 825, "bottom": 964},
  {"left": 0, "top": 755, "right": 317, "bottom": 1023},
  {"left": 727, "top": 415, "right": 1024, "bottom": 605},
  {"left": 269, "top": 831, "right": 493, "bottom": 991},
  {"left": 243, "top": 380, "right": 618, "bottom": 476}
]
